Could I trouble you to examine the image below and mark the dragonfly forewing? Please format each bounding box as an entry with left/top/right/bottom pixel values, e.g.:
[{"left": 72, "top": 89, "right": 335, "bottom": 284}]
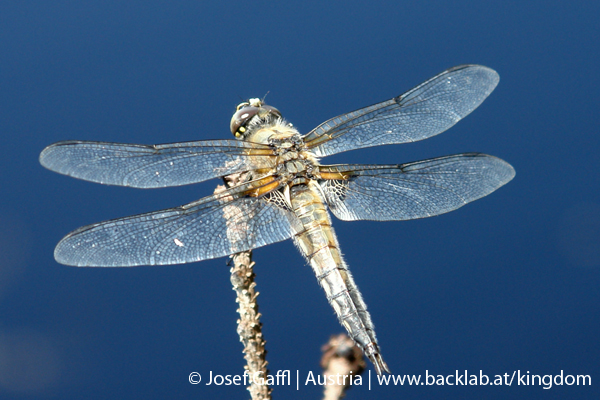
[
  {"left": 304, "top": 65, "right": 499, "bottom": 157},
  {"left": 40, "top": 140, "right": 276, "bottom": 188}
]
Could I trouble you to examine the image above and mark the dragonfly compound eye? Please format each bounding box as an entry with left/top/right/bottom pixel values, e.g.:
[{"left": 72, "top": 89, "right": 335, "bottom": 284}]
[{"left": 230, "top": 101, "right": 282, "bottom": 138}]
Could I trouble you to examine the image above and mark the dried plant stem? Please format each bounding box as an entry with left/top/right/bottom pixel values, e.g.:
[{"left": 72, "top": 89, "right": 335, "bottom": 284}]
[
  {"left": 320, "top": 334, "right": 366, "bottom": 400},
  {"left": 217, "top": 173, "right": 271, "bottom": 400},
  {"left": 230, "top": 252, "right": 271, "bottom": 400}
]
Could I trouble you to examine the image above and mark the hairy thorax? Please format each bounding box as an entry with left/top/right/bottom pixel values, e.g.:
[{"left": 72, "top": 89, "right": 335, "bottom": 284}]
[{"left": 245, "top": 119, "right": 321, "bottom": 186}]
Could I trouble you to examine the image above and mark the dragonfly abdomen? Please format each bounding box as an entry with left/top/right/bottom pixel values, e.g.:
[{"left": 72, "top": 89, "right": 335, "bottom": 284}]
[{"left": 290, "top": 182, "right": 390, "bottom": 375}]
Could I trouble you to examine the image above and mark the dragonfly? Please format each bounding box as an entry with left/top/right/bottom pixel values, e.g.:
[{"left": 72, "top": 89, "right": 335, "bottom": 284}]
[{"left": 40, "top": 65, "right": 515, "bottom": 375}]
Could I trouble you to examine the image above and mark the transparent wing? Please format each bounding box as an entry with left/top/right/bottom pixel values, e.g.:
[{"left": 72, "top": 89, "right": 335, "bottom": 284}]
[
  {"left": 318, "top": 154, "right": 515, "bottom": 221},
  {"left": 54, "top": 178, "right": 303, "bottom": 266},
  {"left": 304, "top": 65, "right": 499, "bottom": 157},
  {"left": 40, "top": 140, "right": 276, "bottom": 188}
]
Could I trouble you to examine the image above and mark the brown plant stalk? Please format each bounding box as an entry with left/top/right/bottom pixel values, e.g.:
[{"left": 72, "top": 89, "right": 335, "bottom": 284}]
[{"left": 217, "top": 173, "right": 271, "bottom": 400}]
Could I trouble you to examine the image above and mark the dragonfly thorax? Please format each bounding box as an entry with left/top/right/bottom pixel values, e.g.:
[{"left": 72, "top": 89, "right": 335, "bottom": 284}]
[{"left": 271, "top": 134, "right": 319, "bottom": 183}]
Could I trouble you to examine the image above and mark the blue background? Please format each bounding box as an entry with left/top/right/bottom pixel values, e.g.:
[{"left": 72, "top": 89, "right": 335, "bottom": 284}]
[{"left": 1, "top": 1, "right": 599, "bottom": 399}]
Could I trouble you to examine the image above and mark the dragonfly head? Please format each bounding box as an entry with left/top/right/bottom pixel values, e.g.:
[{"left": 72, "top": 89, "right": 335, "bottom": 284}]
[{"left": 230, "top": 98, "right": 282, "bottom": 139}]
